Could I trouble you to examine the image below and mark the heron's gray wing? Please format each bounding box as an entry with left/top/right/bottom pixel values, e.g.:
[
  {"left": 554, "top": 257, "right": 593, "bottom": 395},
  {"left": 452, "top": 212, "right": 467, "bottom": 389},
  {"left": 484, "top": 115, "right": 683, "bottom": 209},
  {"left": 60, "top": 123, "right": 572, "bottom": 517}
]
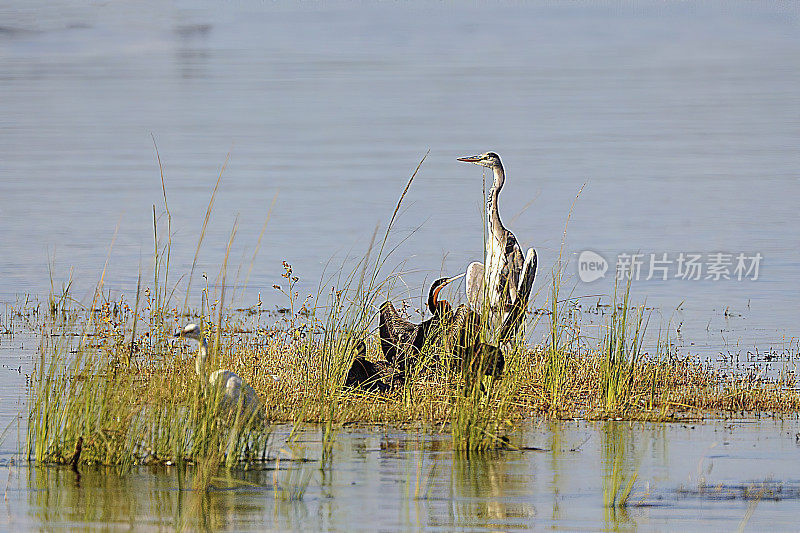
[
  {"left": 465, "top": 261, "right": 485, "bottom": 310},
  {"left": 516, "top": 247, "right": 537, "bottom": 300},
  {"left": 503, "top": 231, "right": 526, "bottom": 303},
  {"left": 499, "top": 248, "right": 537, "bottom": 342}
]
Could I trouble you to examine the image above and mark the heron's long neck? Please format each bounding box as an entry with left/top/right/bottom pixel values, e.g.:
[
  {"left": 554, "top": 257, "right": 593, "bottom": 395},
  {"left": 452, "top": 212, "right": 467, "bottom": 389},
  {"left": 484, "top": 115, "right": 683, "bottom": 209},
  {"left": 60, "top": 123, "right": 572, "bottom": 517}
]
[
  {"left": 487, "top": 165, "right": 506, "bottom": 240},
  {"left": 195, "top": 338, "right": 208, "bottom": 378}
]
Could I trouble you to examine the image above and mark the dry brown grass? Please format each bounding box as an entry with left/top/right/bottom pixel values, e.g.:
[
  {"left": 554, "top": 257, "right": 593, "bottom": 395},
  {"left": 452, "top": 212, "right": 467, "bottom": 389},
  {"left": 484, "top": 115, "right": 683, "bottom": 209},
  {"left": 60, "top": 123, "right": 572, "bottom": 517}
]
[
  {"left": 125, "top": 312, "right": 800, "bottom": 425},
  {"left": 29, "top": 274, "right": 800, "bottom": 456}
]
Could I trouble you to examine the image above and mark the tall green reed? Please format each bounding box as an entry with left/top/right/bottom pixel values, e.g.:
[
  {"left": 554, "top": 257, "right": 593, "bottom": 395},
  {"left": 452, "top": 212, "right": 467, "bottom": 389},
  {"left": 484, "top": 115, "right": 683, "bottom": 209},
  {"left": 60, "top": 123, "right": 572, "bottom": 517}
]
[
  {"left": 542, "top": 263, "right": 575, "bottom": 408},
  {"left": 601, "top": 278, "right": 648, "bottom": 413}
]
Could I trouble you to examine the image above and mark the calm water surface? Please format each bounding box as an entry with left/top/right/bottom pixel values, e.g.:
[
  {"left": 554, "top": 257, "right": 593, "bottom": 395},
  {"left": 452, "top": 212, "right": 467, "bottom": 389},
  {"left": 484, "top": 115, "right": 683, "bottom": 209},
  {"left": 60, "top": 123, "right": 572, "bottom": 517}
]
[
  {"left": 2, "top": 2, "right": 798, "bottom": 355},
  {"left": 2, "top": 2, "right": 800, "bottom": 529}
]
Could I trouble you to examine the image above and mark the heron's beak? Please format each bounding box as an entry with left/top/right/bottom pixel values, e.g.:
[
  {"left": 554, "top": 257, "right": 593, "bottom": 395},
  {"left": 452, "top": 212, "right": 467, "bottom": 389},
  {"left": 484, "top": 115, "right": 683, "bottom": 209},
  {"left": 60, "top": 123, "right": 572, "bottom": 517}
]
[{"left": 457, "top": 155, "right": 482, "bottom": 163}]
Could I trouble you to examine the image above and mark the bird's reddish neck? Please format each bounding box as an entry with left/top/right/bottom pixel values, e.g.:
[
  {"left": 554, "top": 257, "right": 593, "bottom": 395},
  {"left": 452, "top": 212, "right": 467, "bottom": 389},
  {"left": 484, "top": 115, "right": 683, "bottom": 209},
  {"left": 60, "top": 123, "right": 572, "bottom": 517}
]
[{"left": 428, "top": 284, "right": 443, "bottom": 312}]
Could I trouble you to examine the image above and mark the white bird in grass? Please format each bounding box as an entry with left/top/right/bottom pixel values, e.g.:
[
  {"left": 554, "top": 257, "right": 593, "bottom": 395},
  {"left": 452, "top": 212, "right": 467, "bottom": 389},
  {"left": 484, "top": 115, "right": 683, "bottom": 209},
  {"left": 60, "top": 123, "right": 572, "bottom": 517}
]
[
  {"left": 175, "top": 323, "right": 261, "bottom": 417},
  {"left": 458, "top": 152, "right": 537, "bottom": 330}
]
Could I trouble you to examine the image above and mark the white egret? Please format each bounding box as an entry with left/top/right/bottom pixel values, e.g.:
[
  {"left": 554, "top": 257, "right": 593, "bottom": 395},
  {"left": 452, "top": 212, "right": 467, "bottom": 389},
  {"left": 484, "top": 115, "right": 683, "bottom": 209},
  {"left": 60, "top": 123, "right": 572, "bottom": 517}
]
[{"left": 175, "top": 323, "right": 261, "bottom": 417}]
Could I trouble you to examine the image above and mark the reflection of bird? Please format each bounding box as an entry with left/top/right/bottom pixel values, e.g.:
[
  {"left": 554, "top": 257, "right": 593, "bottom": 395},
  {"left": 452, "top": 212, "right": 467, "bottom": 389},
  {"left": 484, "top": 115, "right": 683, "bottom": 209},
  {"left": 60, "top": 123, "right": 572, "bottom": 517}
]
[
  {"left": 445, "top": 251, "right": 538, "bottom": 379},
  {"left": 175, "top": 323, "right": 261, "bottom": 416},
  {"left": 379, "top": 275, "right": 463, "bottom": 376},
  {"left": 345, "top": 340, "right": 390, "bottom": 393},
  {"left": 458, "top": 152, "right": 537, "bottom": 329}
]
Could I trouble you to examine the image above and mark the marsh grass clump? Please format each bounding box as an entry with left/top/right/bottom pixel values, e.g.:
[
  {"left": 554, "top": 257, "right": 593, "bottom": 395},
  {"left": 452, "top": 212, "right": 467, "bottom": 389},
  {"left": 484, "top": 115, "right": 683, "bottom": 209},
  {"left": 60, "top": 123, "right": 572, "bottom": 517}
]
[
  {"left": 24, "top": 249, "right": 800, "bottom": 470},
  {"left": 26, "top": 306, "right": 273, "bottom": 476},
  {"left": 542, "top": 264, "right": 579, "bottom": 411},
  {"left": 447, "top": 288, "right": 532, "bottom": 450},
  {"left": 600, "top": 279, "right": 647, "bottom": 414},
  {"left": 26, "top": 160, "right": 274, "bottom": 479},
  {"left": 21, "top": 152, "right": 800, "bottom": 475},
  {"left": 449, "top": 356, "right": 516, "bottom": 451},
  {"left": 25, "top": 252, "right": 800, "bottom": 470}
]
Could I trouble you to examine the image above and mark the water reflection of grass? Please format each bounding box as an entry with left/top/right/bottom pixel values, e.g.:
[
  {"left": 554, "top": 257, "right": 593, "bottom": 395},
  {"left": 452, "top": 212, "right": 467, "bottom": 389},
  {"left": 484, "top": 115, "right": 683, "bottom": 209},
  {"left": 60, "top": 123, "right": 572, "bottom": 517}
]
[
  {"left": 602, "top": 422, "right": 639, "bottom": 528},
  {"left": 450, "top": 450, "right": 535, "bottom": 527},
  {"left": 273, "top": 445, "right": 314, "bottom": 502}
]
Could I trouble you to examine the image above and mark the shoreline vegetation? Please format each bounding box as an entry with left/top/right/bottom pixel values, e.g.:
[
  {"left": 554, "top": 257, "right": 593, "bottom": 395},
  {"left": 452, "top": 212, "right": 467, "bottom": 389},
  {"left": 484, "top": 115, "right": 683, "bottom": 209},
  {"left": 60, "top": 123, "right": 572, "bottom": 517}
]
[{"left": 16, "top": 155, "right": 800, "bottom": 471}]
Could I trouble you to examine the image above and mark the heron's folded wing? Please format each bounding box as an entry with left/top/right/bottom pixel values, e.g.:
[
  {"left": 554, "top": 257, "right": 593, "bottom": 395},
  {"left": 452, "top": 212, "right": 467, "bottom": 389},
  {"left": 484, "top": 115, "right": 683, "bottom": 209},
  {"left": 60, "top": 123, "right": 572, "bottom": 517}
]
[
  {"left": 516, "top": 248, "right": 537, "bottom": 300},
  {"left": 465, "top": 261, "right": 485, "bottom": 311},
  {"left": 499, "top": 248, "right": 537, "bottom": 341},
  {"left": 505, "top": 233, "right": 526, "bottom": 301}
]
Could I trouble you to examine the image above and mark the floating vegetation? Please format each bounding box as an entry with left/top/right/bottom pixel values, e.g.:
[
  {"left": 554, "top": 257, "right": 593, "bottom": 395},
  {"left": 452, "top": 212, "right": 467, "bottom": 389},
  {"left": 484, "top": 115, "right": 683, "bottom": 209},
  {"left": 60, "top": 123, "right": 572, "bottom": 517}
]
[
  {"left": 676, "top": 480, "right": 800, "bottom": 502},
  {"left": 20, "top": 246, "right": 800, "bottom": 468}
]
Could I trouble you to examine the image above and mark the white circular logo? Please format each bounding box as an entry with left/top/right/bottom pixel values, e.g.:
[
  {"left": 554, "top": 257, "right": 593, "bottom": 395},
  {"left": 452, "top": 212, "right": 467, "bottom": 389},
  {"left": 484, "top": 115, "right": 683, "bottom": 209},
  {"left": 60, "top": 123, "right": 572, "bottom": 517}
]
[{"left": 578, "top": 251, "right": 607, "bottom": 283}]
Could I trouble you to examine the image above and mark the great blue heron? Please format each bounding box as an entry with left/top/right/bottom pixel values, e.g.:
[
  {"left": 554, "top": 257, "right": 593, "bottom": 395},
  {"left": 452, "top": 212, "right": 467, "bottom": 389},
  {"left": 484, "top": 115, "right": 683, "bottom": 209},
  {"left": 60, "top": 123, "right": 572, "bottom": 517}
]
[
  {"left": 458, "top": 152, "right": 537, "bottom": 330},
  {"left": 378, "top": 274, "right": 463, "bottom": 377},
  {"left": 175, "top": 323, "right": 261, "bottom": 417}
]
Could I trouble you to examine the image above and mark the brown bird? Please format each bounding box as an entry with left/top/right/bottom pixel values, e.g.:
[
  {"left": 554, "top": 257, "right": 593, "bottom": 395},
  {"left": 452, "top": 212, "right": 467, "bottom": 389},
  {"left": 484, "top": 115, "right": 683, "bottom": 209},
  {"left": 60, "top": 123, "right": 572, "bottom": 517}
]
[
  {"left": 344, "top": 340, "right": 390, "bottom": 393},
  {"left": 378, "top": 275, "right": 462, "bottom": 378},
  {"left": 442, "top": 305, "right": 504, "bottom": 379},
  {"left": 445, "top": 251, "right": 538, "bottom": 380}
]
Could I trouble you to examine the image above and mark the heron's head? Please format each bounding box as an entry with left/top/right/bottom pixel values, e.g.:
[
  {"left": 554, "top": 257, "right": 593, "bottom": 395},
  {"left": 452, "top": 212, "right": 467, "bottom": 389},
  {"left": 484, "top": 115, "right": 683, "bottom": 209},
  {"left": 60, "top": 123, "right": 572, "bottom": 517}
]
[
  {"left": 457, "top": 152, "right": 502, "bottom": 169},
  {"left": 175, "top": 323, "right": 202, "bottom": 341}
]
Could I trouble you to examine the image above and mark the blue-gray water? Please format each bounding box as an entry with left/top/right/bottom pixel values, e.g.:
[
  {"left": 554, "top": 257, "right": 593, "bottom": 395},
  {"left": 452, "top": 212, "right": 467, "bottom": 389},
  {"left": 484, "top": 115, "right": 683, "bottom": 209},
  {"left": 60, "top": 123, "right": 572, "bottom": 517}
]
[
  {"left": 2, "top": 2, "right": 799, "bottom": 356},
  {"left": 2, "top": 1, "right": 800, "bottom": 529}
]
